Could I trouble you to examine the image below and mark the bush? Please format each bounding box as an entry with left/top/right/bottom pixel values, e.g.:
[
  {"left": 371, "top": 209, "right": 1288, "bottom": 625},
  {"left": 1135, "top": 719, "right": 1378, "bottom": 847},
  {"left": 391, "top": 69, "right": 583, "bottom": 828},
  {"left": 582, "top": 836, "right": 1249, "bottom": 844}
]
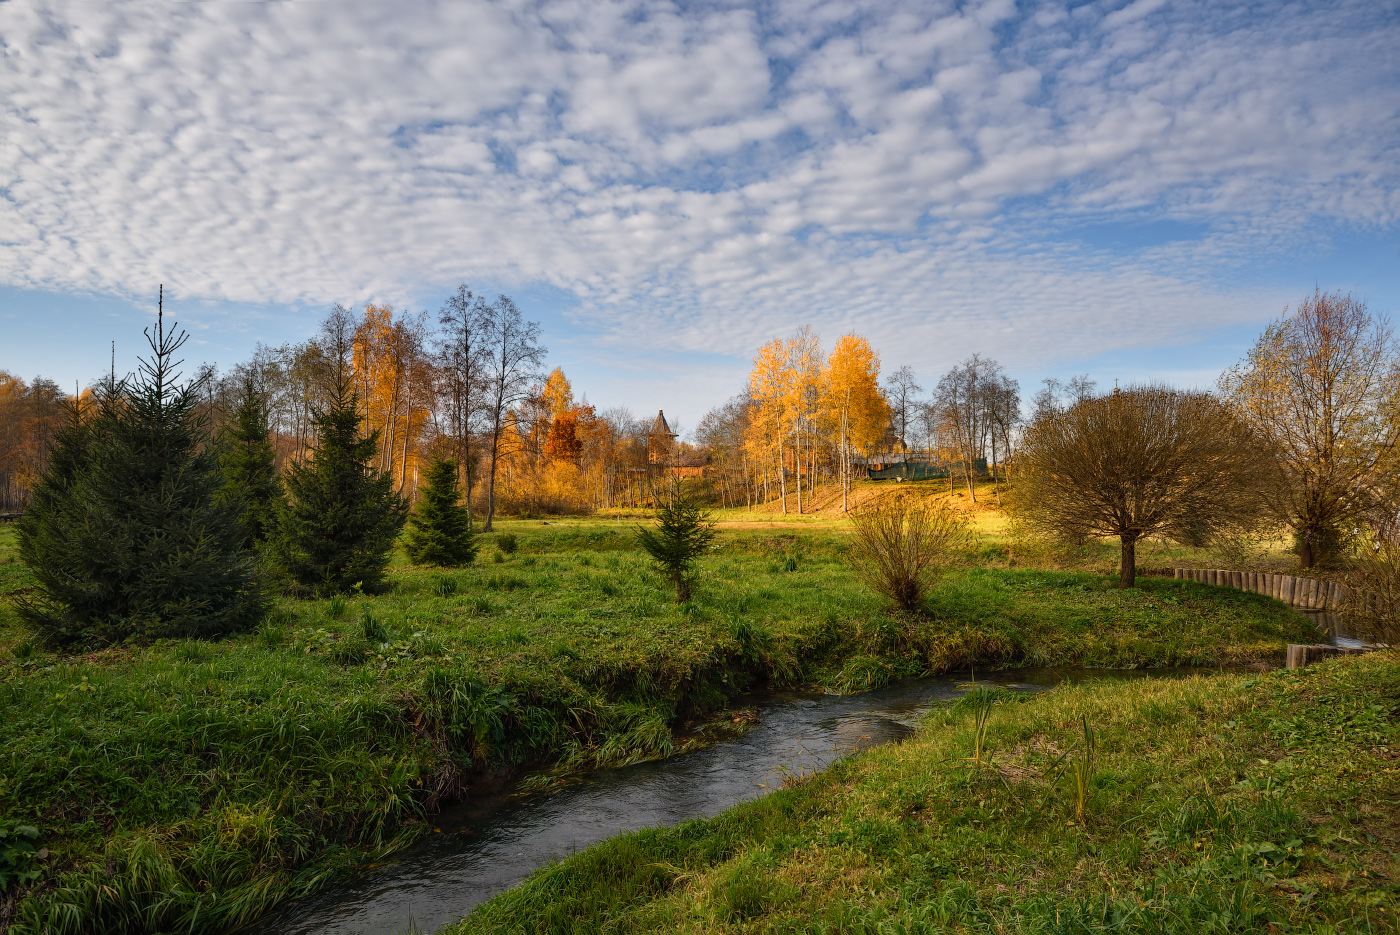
[
  {"left": 1342, "top": 532, "right": 1400, "bottom": 644},
  {"left": 848, "top": 494, "right": 969, "bottom": 613},
  {"left": 495, "top": 532, "right": 518, "bottom": 555}
]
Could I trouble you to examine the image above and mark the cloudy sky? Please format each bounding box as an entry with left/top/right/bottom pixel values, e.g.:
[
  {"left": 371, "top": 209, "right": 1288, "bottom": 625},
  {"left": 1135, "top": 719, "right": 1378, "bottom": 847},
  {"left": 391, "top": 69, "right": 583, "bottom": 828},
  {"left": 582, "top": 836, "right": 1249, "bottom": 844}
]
[{"left": 2, "top": 0, "right": 1398, "bottom": 428}]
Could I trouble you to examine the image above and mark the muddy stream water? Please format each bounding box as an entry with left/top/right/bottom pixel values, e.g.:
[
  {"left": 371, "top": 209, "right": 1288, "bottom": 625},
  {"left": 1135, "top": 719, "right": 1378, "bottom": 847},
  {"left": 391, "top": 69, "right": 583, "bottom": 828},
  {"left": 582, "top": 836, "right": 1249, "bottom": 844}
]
[{"left": 244, "top": 666, "right": 1213, "bottom": 935}]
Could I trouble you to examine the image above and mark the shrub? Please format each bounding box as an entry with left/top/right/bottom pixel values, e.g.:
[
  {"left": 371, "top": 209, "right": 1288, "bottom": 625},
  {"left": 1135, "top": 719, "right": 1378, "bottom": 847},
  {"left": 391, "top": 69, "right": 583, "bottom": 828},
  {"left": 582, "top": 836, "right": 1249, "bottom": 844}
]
[
  {"left": 848, "top": 493, "right": 968, "bottom": 613},
  {"left": 1342, "top": 532, "right": 1400, "bottom": 644},
  {"left": 635, "top": 491, "right": 716, "bottom": 603},
  {"left": 495, "top": 532, "right": 518, "bottom": 555}
]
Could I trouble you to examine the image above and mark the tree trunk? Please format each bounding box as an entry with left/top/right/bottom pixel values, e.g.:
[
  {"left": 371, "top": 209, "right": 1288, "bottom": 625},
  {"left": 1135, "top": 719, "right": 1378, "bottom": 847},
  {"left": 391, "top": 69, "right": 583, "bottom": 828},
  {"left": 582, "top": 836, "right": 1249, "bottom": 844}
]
[
  {"left": 777, "top": 447, "right": 787, "bottom": 513},
  {"left": 1119, "top": 536, "right": 1137, "bottom": 588},
  {"left": 990, "top": 431, "right": 1000, "bottom": 507},
  {"left": 484, "top": 418, "right": 502, "bottom": 531},
  {"left": 1298, "top": 530, "right": 1314, "bottom": 569},
  {"left": 794, "top": 431, "right": 802, "bottom": 514}
]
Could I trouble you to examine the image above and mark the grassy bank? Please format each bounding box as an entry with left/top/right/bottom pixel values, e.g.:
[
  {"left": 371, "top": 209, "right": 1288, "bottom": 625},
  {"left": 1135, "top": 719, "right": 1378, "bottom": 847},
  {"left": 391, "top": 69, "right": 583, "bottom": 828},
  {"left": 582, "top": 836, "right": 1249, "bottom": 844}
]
[
  {"left": 0, "top": 520, "right": 1323, "bottom": 933},
  {"left": 452, "top": 651, "right": 1400, "bottom": 934}
]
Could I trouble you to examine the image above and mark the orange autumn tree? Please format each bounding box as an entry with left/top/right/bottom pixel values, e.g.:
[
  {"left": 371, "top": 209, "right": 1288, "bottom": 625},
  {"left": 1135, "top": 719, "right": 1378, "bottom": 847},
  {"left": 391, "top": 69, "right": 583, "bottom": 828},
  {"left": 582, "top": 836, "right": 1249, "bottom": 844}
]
[
  {"left": 538, "top": 367, "right": 577, "bottom": 462},
  {"left": 352, "top": 304, "right": 431, "bottom": 498},
  {"left": 823, "top": 335, "right": 891, "bottom": 511}
]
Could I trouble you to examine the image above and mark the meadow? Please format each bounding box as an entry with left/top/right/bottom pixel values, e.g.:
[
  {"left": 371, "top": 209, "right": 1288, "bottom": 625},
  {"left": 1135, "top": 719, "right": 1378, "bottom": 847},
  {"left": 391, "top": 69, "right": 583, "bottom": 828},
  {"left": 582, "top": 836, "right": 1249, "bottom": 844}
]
[
  {"left": 452, "top": 651, "right": 1400, "bottom": 934},
  {"left": 0, "top": 494, "right": 1331, "bottom": 934}
]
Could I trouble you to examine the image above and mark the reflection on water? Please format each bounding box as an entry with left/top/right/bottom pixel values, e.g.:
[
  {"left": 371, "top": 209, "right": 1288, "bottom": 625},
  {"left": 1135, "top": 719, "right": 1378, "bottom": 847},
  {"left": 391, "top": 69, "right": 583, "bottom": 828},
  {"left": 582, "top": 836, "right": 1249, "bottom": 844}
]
[
  {"left": 1305, "top": 611, "right": 1370, "bottom": 649},
  {"left": 241, "top": 666, "right": 1202, "bottom": 935}
]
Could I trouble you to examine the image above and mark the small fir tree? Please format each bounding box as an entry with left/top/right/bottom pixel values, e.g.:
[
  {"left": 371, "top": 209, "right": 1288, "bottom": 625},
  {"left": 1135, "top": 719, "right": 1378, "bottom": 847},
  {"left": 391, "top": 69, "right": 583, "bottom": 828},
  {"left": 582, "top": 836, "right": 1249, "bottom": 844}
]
[
  {"left": 17, "top": 295, "right": 267, "bottom": 645},
  {"left": 635, "top": 487, "right": 716, "bottom": 602},
  {"left": 217, "top": 375, "right": 284, "bottom": 550},
  {"left": 405, "top": 456, "right": 478, "bottom": 566},
  {"left": 277, "top": 376, "right": 407, "bottom": 595}
]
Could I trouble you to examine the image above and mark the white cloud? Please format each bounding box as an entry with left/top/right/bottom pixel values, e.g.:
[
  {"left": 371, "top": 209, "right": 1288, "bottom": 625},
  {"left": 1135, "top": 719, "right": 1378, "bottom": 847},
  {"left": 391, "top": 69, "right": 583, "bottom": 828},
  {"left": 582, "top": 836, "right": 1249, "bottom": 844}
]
[{"left": 0, "top": 0, "right": 1396, "bottom": 386}]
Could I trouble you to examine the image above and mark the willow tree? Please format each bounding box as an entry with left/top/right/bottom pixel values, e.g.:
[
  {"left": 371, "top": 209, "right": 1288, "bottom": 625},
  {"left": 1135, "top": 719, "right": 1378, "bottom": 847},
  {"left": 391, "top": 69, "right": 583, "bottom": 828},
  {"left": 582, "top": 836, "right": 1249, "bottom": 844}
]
[
  {"left": 1219, "top": 290, "right": 1399, "bottom": 568},
  {"left": 1012, "top": 386, "right": 1272, "bottom": 588}
]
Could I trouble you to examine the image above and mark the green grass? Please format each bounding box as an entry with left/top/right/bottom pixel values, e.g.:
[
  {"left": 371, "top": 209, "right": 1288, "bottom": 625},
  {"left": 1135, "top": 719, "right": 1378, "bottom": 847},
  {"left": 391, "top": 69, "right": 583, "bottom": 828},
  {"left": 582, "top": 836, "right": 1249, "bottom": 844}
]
[
  {"left": 0, "top": 519, "right": 1324, "bottom": 933},
  {"left": 449, "top": 651, "right": 1400, "bottom": 934}
]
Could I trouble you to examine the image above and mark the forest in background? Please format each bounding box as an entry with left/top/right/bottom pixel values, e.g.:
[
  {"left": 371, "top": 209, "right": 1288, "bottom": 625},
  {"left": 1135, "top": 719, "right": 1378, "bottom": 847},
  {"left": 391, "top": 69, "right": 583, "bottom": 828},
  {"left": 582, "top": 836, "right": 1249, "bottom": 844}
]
[{"left": 0, "top": 286, "right": 1034, "bottom": 519}]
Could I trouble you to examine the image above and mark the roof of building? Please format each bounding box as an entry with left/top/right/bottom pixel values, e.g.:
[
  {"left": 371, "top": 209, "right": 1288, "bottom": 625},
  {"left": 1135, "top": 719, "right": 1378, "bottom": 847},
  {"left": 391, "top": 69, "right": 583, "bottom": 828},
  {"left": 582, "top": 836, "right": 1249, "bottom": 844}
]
[{"left": 648, "top": 409, "right": 675, "bottom": 437}]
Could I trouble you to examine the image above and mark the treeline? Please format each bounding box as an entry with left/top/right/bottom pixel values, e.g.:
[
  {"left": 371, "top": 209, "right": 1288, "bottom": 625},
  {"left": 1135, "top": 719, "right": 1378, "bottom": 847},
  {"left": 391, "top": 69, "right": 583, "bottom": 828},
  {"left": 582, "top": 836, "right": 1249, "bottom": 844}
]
[
  {"left": 208, "top": 295, "right": 703, "bottom": 518},
  {"left": 0, "top": 374, "right": 68, "bottom": 512},
  {"left": 0, "top": 288, "right": 695, "bottom": 519},
  {"left": 695, "top": 333, "right": 1024, "bottom": 512}
]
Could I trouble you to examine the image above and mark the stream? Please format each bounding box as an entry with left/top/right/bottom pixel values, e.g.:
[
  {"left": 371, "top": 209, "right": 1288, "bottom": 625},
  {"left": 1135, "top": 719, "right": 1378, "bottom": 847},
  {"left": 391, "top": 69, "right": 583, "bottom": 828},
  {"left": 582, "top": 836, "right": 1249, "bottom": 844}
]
[{"left": 243, "top": 666, "right": 1211, "bottom": 935}]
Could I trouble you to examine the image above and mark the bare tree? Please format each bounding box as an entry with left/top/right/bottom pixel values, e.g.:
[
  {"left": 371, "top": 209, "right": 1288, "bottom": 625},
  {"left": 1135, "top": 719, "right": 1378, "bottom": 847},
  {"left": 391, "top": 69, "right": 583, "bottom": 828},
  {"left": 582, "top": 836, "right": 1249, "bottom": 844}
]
[
  {"left": 1032, "top": 374, "right": 1096, "bottom": 422},
  {"left": 935, "top": 354, "right": 1005, "bottom": 502},
  {"left": 436, "top": 284, "right": 489, "bottom": 527},
  {"left": 1013, "top": 385, "right": 1272, "bottom": 588},
  {"left": 884, "top": 365, "right": 922, "bottom": 449},
  {"left": 479, "top": 296, "right": 545, "bottom": 531},
  {"left": 1219, "top": 290, "right": 1400, "bottom": 568},
  {"left": 984, "top": 373, "right": 1020, "bottom": 505},
  {"left": 320, "top": 304, "right": 358, "bottom": 393}
]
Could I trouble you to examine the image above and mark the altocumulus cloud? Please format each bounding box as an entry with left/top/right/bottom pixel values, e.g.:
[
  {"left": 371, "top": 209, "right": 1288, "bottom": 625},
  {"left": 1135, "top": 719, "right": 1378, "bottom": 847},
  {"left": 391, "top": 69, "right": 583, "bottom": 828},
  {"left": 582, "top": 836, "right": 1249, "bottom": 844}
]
[{"left": 1, "top": 0, "right": 1397, "bottom": 370}]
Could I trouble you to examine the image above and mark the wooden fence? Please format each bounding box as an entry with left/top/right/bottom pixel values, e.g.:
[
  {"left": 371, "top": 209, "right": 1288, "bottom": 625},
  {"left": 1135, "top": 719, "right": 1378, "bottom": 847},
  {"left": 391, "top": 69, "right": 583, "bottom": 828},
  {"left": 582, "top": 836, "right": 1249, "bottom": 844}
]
[{"left": 1173, "top": 568, "right": 1343, "bottom": 612}]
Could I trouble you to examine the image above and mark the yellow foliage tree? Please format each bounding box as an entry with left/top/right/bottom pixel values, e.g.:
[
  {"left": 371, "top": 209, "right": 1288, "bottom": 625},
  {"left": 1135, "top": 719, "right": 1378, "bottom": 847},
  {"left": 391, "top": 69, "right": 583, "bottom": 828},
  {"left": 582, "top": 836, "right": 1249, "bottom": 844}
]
[
  {"left": 748, "top": 337, "right": 795, "bottom": 512},
  {"left": 824, "top": 335, "right": 891, "bottom": 511},
  {"left": 352, "top": 304, "right": 430, "bottom": 497}
]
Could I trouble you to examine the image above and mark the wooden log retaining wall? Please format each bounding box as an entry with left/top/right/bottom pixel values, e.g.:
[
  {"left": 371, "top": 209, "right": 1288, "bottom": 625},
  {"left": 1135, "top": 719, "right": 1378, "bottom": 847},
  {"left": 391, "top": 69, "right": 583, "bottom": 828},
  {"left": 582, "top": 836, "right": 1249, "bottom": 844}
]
[{"left": 1173, "top": 567, "right": 1345, "bottom": 612}]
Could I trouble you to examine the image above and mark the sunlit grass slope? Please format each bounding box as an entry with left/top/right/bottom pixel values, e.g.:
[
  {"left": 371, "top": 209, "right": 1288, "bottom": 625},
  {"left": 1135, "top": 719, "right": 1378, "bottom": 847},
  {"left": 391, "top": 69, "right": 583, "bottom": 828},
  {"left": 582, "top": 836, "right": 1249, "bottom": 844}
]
[{"left": 452, "top": 652, "right": 1400, "bottom": 935}]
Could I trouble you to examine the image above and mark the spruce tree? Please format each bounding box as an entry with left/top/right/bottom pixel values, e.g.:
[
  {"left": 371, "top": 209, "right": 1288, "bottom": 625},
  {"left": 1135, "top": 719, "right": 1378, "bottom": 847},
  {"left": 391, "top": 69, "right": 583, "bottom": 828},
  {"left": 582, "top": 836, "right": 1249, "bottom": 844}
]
[
  {"left": 635, "top": 487, "right": 716, "bottom": 603},
  {"left": 17, "top": 296, "right": 267, "bottom": 645},
  {"left": 277, "top": 375, "right": 407, "bottom": 595},
  {"left": 405, "top": 456, "right": 478, "bottom": 566},
  {"left": 217, "top": 375, "right": 284, "bottom": 550}
]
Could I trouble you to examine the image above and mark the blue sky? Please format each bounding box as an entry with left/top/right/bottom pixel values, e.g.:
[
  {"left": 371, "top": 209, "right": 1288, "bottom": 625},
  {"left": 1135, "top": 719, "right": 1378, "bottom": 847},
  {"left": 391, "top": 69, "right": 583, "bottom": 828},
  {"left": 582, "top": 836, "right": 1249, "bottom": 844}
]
[{"left": 2, "top": 0, "right": 1398, "bottom": 431}]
